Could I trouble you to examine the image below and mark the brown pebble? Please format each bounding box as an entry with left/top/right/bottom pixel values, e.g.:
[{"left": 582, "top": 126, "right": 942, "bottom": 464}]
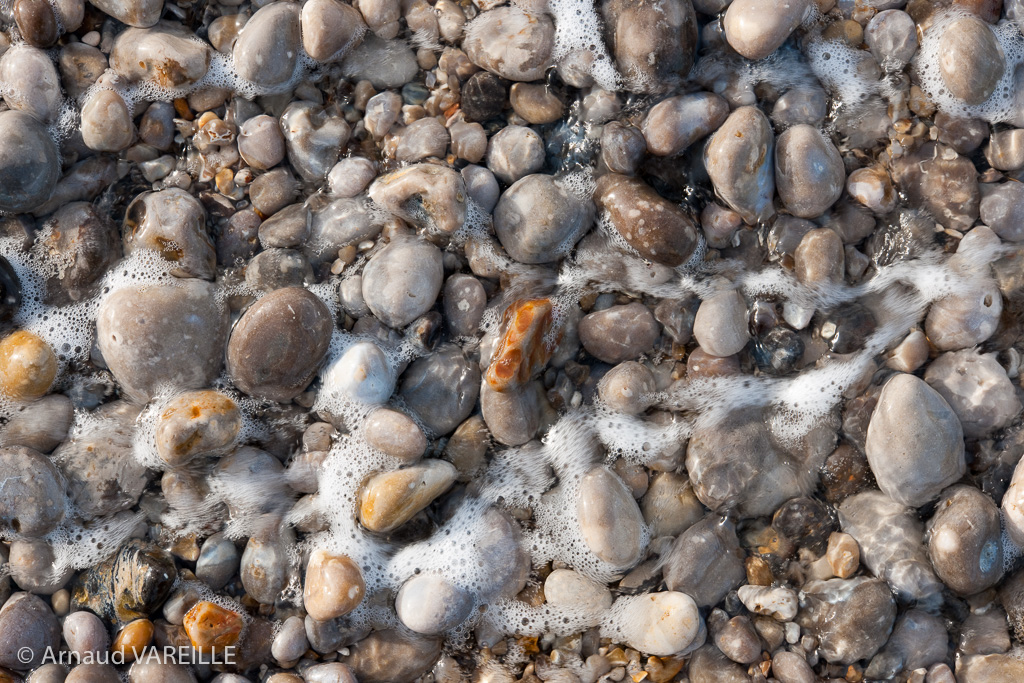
[
  {"left": 113, "top": 618, "right": 155, "bottom": 663},
  {"left": 182, "top": 601, "right": 244, "bottom": 654},
  {"left": 0, "top": 330, "right": 57, "bottom": 401}
]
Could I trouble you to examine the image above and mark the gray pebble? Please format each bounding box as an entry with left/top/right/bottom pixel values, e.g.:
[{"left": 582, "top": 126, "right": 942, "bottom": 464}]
[
  {"left": 693, "top": 290, "right": 749, "bottom": 358},
  {"left": 577, "top": 466, "right": 646, "bottom": 568},
  {"left": 339, "top": 628, "right": 442, "bottom": 683},
  {"left": 328, "top": 157, "right": 377, "bottom": 197},
  {"left": 543, "top": 568, "right": 612, "bottom": 611},
  {"left": 258, "top": 203, "right": 310, "bottom": 249},
  {"left": 241, "top": 537, "right": 289, "bottom": 605},
  {"left": 0, "top": 446, "right": 65, "bottom": 537},
  {"left": 362, "top": 235, "right": 443, "bottom": 328},
  {"left": 395, "top": 117, "right": 450, "bottom": 163},
  {"left": 494, "top": 173, "right": 594, "bottom": 265},
  {"left": 81, "top": 89, "right": 135, "bottom": 152},
  {"left": 324, "top": 340, "right": 394, "bottom": 405},
  {"left": 233, "top": 2, "right": 301, "bottom": 88},
  {"left": 772, "top": 652, "right": 816, "bottom": 683},
  {"left": 238, "top": 115, "right": 286, "bottom": 171},
  {"left": 396, "top": 573, "right": 474, "bottom": 635},
  {"left": 641, "top": 471, "right": 702, "bottom": 537},
  {"left": 109, "top": 22, "right": 211, "bottom": 89},
  {"left": 281, "top": 101, "right": 351, "bottom": 183},
  {"left": 363, "top": 407, "right": 427, "bottom": 461},
  {"left": 245, "top": 248, "right": 314, "bottom": 292},
  {"left": 706, "top": 106, "right": 775, "bottom": 225},
  {"left": 596, "top": 361, "right": 656, "bottom": 414},
  {"left": 723, "top": 0, "right": 810, "bottom": 60},
  {"left": 66, "top": 664, "right": 120, "bottom": 683},
  {"left": 463, "top": 5, "right": 554, "bottom": 82},
  {"left": 341, "top": 34, "right": 418, "bottom": 89},
  {"left": 771, "top": 86, "right": 828, "bottom": 128},
  {"left": 0, "top": 110, "right": 60, "bottom": 213},
  {"left": 368, "top": 164, "right": 467, "bottom": 235},
  {"left": 985, "top": 128, "right": 1024, "bottom": 171},
  {"left": 0, "top": 592, "right": 61, "bottom": 670},
  {"left": 925, "top": 349, "right": 1021, "bottom": 438},
  {"left": 195, "top": 534, "right": 239, "bottom": 591},
  {"left": 579, "top": 302, "right": 660, "bottom": 364},
  {"left": 123, "top": 188, "right": 215, "bottom": 280},
  {"left": 864, "top": 373, "right": 965, "bottom": 508},
  {"left": 9, "top": 539, "right": 72, "bottom": 595},
  {"left": 776, "top": 125, "right": 845, "bottom": 219},
  {"left": 479, "top": 380, "right": 540, "bottom": 447},
  {"left": 0, "top": 45, "right": 63, "bottom": 123},
  {"left": 487, "top": 126, "right": 545, "bottom": 185},
  {"left": 927, "top": 485, "right": 1003, "bottom": 596},
  {"left": 88, "top": 0, "right": 161, "bottom": 27},
  {"left": 63, "top": 610, "right": 109, "bottom": 660},
  {"left": 663, "top": 515, "right": 745, "bottom": 608},
  {"left": 980, "top": 181, "right": 1024, "bottom": 242},
  {"left": 601, "top": 0, "right": 698, "bottom": 93},
  {"left": 303, "top": 663, "right": 357, "bottom": 683},
  {"left": 939, "top": 15, "right": 1004, "bottom": 105},
  {"left": 272, "top": 615, "right": 309, "bottom": 663},
  {"left": 642, "top": 92, "right": 728, "bottom": 158},
  {"left": 363, "top": 90, "right": 403, "bottom": 139},
  {"left": 797, "top": 577, "right": 895, "bottom": 664},
  {"left": 400, "top": 345, "right": 480, "bottom": 435},
  {"left": 58, "top": 42, "right": 108, "bottom": 101},
  {"left": 712, "top": 614, "right": 761, "bottom": 665},
  {"left": 600, "top": 121, "right": 646, "bottom": 175},
  {"left": 509, "top": 83, "right": 563, "bottom": 124},
  {"left": 301, "top": 0, "right": 366, "bottom": 62},
  {"left": 1, "top": 393, "right": 74, "bottom": 453}
]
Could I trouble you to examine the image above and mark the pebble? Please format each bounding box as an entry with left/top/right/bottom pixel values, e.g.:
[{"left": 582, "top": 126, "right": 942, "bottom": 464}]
[
  {"left": 826, "top": 532, "right": 859, "bottom": 579},
  {"left": 619, "top": 592, "right": 702, "bottom": 656},
  {"left": 303, "top": 663, "right": 358, "bottom": 683},
  {"left": 775, "top": 125, "right": 845, "bottom": 219},
  {"left": 271, "top": 615, "right": 308, "bottom": 663},
  {"left": 245, "top": 248, "right": 314, "bottom": 292},
  {"left": 599, "top": 121, "right": 646, "bottom": 175},
  {"left": 737, "top": 584, "right": 798, "bottom": 621},
  {"left": 487, "top": 126, "right": 545, "bottom": 185},
  {"left": 110, "top": 22, "right": 212, "bottom": 89},
  {"left": 233, "top": 2, "right": 302, "bottom": 88},
  {"left": 363, "top": 408, "right": 427, "bottom": 461},
  {"left": 723, "top": 0, "right": 810, "bottom": 61},
  {"left": 182, "top": 600, "right": 244, "bottom": 652},
  {"left": 154, "top": 390, "right": 241, "bottom": 466},
  {"left": 460, "top": 71, "right": 506, "bottom": 122},
  {"left": 400, "top": 345, "right": 481, "bottom": 435},
  {"left": 280, "top": 101, "right": 351, "bottom": 183},
  {"left": 772, "top": 86, "right": 828, "bottom": 127},
  {"left": 924, "top": 278, "right": 1002, "bottom": 351},
  {"left": 0, "top": 593, "right": 60, "bottom": 670},
  {"left": 847, "top": 165, "right": 897, "bottom": 215},
  {"left": 479, "top": 380, "right": 541, "bottom": 446},
  {"left": 463, "top": 5, "right": 554, "bottom": 82},
  {"left": 361, "top": 235, "right": 443, "bottom": 328},
  {"left": 594, "top": 173, "right": 699, "bottom": 266},
  {"left": 128, "top": 653, "right": 198, "bottom": 683},
  {"left": 980, "top": 181, "right": 1024, "bottom": 242},
  {"left": 249, "top": 168, "right": 299, "bottom": 216},
  {"left": 328, "top": 157, "right": 377, "bottom": 197},
  {"left": 443, "top": 274, "right": 486, "bottom": 337},
  {"left": 71, "top": 539, "right": 177, "bottom": 624},
  {"left": 258, "top": 203, "right": 309, "bottom": 249},
  {"left": 238, "top": 115, "right": 286, "bottom": 171},
  {"left": 641, "top": 471, "right": 703, "bottom": 538},
  {"left": 643, "top": 92, "right": 728, "bottom": 158},
  {"left": 865, "top": 10, "right": 918, "bottom": 67},
  {"left": 42, "top": 202, "right": 120, "bottom": 302},
  {"left": 450, "top": 120, "right": 487, "bottom": 163},
  {"left": 986, "top": 128, "right": 1024, "bottom": 171},
  {"left": 794, "top": 227, "right": 844, "bottom": 285},
  {"left": 577, "top": 466, "right": 647, "bottom": 567},
  {"left": 924, "top": 349, "right": 1021, "bottom": 438},
  {"left": 866, "top": 609, "right": 948, "bottom": 680},
  {"left": 494, "top": 174, "right": 594, "bottom": 264},
  {"left": 797, "top": 577, "right": 896, "bottom": 664},
  {"left": 368, "top": 164, "right": 467, "bottom": 235},
  {"left": 396, "top": 573, "right": 474, "bottom": 635},
  {"left": 509, "top": 83, "right": 563, "bottom": 124},
  {"left": 692, "top": 290, "right": 749, "bottom": 358},
  {"left": 712, "top": 613, "right": 761, "bottom": 665},
  {"left": 0, "top": 446, "right": 66, "bottom": 537},
  {"left": 602, "top": 0, "right": 698, "bottom": 93},
  {"left": 485, "top": 298, "right": 558, "bottom": 392},
  {"left": 0, "top": 330, "right": 57, "bottom": 401},
  {"left": 113, "top": 618, "right": 154, "bottom": 662},
  {"left": 926, "top": 485, "right": 1003, "bottom": 595},
  {"left": 195, "top": 534, "right": 239, "bottom": 591},
  {"left": 663, "top": 515, "right": 745, "bottom": 608},
  {"left": 123, "top": 188, "right": 215, "bottom": 280},
  {"left": 705, "top": 106, "right": 775, "bottom": 225},
  {"left": 240, "top": 537, "right": 289, "bottom": 605},
  {"left": 9, "top": 539, "right": 72, "bottom": 594},
  {"left": 939, "top": 15, "right": 1004, "bottom": 105},
  {"left": 597, "top": 361, "right": 656, "bottom": 414},
  {"left": 88, "top": 0, "right": 160, "bottom": 27},
  {"left": 355, "top": 0, "right": 399, "bottom": 39},
  {"left": 14, "top": 0, "right": 59, "bottom": 48},
  {"left": 543, "top": 568, "right": 613, "bottom": 611},
  {"left": 63, "top": 610, "right": 109, "bottom": 660},
  {"left": 301, "top": 0, "right": 367, "bottom": 62},
  {"left": 303, "top": 548, "right": 365, "bottom": 620},
  {"left": 227, "top": 287, "right": 334, "bottom": 401},
  {"left": 957, "top": 653, "right": 1024, "bottom": 682},
  {"left": 358, "top": 459, "right": 457, "bottom": 532},
  {"left": 395, "top": 117, "right": 449, "bottom": 163},
  {"left": 0, "top": 110, "right": 60, "bottom": 213},
  {"left": 0, "top": 45, "right": 62, "bottom": 122},
  {"left": 864, "top": 373, "right": 965, "bottom": 508},
  {"left": 322, "top": 340, "right": 394, "bottom": 406},
  {"left": 340, "top": 629, "right": 442, "bottom": 683},
  {"left": 839, "top": 491, "right": 944, "bottom": 604}
]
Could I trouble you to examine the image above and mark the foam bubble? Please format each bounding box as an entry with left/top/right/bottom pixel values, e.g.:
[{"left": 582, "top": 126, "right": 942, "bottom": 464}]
[{"left": 544, "top": 0, "right": 621, "bottom": 91}]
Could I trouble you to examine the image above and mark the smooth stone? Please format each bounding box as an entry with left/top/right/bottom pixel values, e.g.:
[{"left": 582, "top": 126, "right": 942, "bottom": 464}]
[
  {"left": 87, "top": 0, "right": 161, "bottom": 27},
  {"left": 340, "top": 34, "right": 418, "bottom": 89},
  {"left": 641, "top": 471, "right": 703, "bottom": 538},
  {"left": 258, "top": 203, "right": 310, "bottom": 249},
  {"left": 892, "top": 141, "right": 979, "bottom": 231},
  {"left": 693, "top": 290, "right": 749, "bottom": 358},
  {"left": 594, "top": 173, "right": 699, "bottom": 266},
  {"left": 713, "top": 614, "right": 762, "bottom": 665},
  {"left": 494, "top": 174, "right": 594, "bottom": 265},
  {"left": 80, "top": 90, "right": 135, "bottom": 153},
  {"left": 600, "top": 121, "right": 647, "bottom": 175},
  {"left": 249, "top": 168, "right": 299, "bottom": 216},
  {"left": 577, "top": 466, "right": 647, "bottom": 568},
  {"left": 395, "top": 574, "right": 473, "bottom": 635},
  {"left": 354, "top": 0, "right": 399, "bottom": 39},
  {"left": 232, "top": 2, "right": 301, "bottom": 88},
  {"left": 643, "top": 92, "right": 729, "bottom": 157},
  {"left": 227, "top": 287, "right": 333, "bottom": 402},
  {"left": 926, "top": 485, "right": 1003, "bottom": 596},
  {"left": 479, "top": 380, "right": 540, "bottom": 446},
  {"left": 543, "top": 569, "right": 612, "bottom": 612},
  {"left": 723, "top": 0, "right": 810, "bottom": 60},
  {"left": 462, "top": 5, "right": 554, "bottom": 81},
  {"left": 865, "top": 10, "right": 918, "bottom": 67},
  {"left": 303, "top": 663, "right": 357, "bottom": 683},
  {"left": 980, "top": 181, "right": 1024, "bottom": 242},
  {"left": 306, "top": 197, "right": 379, "bottom": 266},
  {"left": 794, "top": 227, "right": 844, "bottom": 285},
  {"left": 394, "top": 117, "right": 449, "bottom": 163},
  {"left": 399, "top": 346, "right": 480, "bottom": 435},
  {"left": 303, "top": 549, "right": 365, "bottom": 621},
  {"left": 301, "top": 0, "right": 366, "bottom": 62},
  {"left": 616, "top": 592, "right": 702, "bottom": 656},
  {"left": 195, "top": 534, "right": 238, "bottom": 591},
  {"left": 985, "top": 128, "right": 1024, "bottom": 171},
  {"left": 924, "top": 349, "right": 1021, "bottom": 438},
  {"left": 601, "top": 0, "right": 698, "bottom": 93},
  {"left": 578, "top": 303, "right": 660, "bottom": 364},
  {"left": 14, "top": 0, "right": 59, "bottom": 47},
  {"left": 846, "top": 165, "right": 897, "bottom": 215},
  {"left": 155, "top": 390, "right": 241, "bottom": 466},
  {"left": 240, "top": 538, "right": 289, "bottom": 605},
  {"left": 322, "top": 341, "right": 394, "bottom": 406},
  {"left": 662, "top": 515, "right": 745, "bottom": 608},
  {"left": 358, "top": 459, "right": 457, "bottom": 532},
  {"left": 797, "top": 577, "right": 896, "bottom": 664},
  {"left": 245, "top": 248, "right": 314, "bottom": 292},
  {"left": 0, "top": 45, "right": 62, "bottom": 123},
  {"left": 361, "top": 236, "right": 443, "bottom": 328},
  {"left": 238, "top": 115, "right": 286, "bottom": 171},
  {"left": 0, "top": 394, "right": 74, "bottom": 453},
  {"left": 328, "top": 157, "right": 377, "bottom": 197},
  {"left": 957, "top": 654, "right": 1024, "bottom": 682},
  {"left": 40, "top": 202, "right": 120, "bottom": 301},
  {"left": 0, "top": 593, "right": 61, "bottom": 670},
  {"left": 182, "top": 600, "right": 244, "bottom": 653},
  {"left": 772, "top": 86, "right": 828, "bottom": 127},
  {"left": 924, "top": 280, "right": 1002, "bottom": 351},
  {"left": 460, "top": 70, "right": 506, "bottom": 122},
  {"left": 70, "top": 539, "right": 177, "bottom": 625},
  {"left": 443, "top": 274, "right": 486, "bottom": 337},
  {"left": 775, "top": 125, "right": 845, "bottom": 219},
  {"left": 9, "top": 539, "right": 73, "bottom": 595},
  {"left": 839, "top": 491, "right": 944, "bottom": 604},
  {"left": 0, "top": 110, "right": 60, "bottom": 213},
  {"left": 63, "top": 610, "right": 109, "bottom": 660},
  {"left": 0, "top": 331, "right": 56, "bottom": 401},
  {"left": 772, "top": 652, "right": 816, "bottom": 683},
  {"left": 272, "top": 615, "right": 309, "bottom": 664},
  {"left": 339, "top": 629, "right": 442, "bottom": 683},
  {"left": 280, "top": 101, "right": 351, "bottom": 183},
  {"left": 705, "top": 106, "right": 775, "bottom": 225},
  {"left": 864, "top": 374, "right": 965, "bottom": 507},
  {"left": 0, "top": 446, "right": 64, "bottom": 537},
  {"left": 363, "top": 408, "right": 427, "bottom": 461},
  {"left": 109, "top": 22, "right": 211, "bottom": 89},
  {"left": 368, "top": 164, "right": 467, "bottom": 235},
  {"left": 597, "top": 361, "right": 656, "bottom": 415},
  {"left": 509, "top": 82, "right": 563, "bottom": 124},
  {"left": 737, "top": 584, "right": 798, "bottom": 621},
  {"left": 122, "top": 188, "right": 215, "bottom": 280},
  {"left": 939, "top": 15, "right": 1004, "bottom": 105}
]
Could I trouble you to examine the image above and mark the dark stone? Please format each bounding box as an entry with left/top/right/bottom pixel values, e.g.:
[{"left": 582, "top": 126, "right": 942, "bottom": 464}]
[
  {"left": 71, "top": 539, "right": 177, "bottom": 626},
  {"left": 461, "top": 71, "right": 507, "bottom": 122}
]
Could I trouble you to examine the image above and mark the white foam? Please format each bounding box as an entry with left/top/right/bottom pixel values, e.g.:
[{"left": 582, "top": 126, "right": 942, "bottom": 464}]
[{"left": 544, "top": 0, "right": 621, "bottom": 90}]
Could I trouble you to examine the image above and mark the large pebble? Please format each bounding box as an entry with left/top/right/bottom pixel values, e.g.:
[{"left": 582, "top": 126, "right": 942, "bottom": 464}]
[
  {"left": 980, "top": 181, "right": 1024, "bottom": 242},
  {"left": 705, "top": 106, "right": 775, "bottom": 225},
  {"left": 494, "top": 174, "right": 594, "bottom": 264},
  {"left": 1, "top": 393, "right": 74, "bottom": 453},
  {"left": 663, "top": 515, "right": 745, "bottom": 608},
  {"left": 361, "top": 236, "right": 443, "bottom": 328},
  {"left": 487, "top": 126, "right": 544, "bottom": 185},
  {"left": 543, "top": 569, "right": 612, "bottom": 611},
  {"left": 155, "top": 390, "right": 241, "bottom": 466},
  {"left": 340, "top": 629, "right": 442, "bottom": 683},
  {"left": 0, "top": 446, "right": 65, "bottom": 537},
  {"left": 641, "top": 471, "right": 703, "bottom": 537},
  {"left": 301, "top": 0, "right": 367, "bottom": 62},
  {"left": 463, "top": 5, "right": 554, "bottom": 82},
  {"left": 123, "top": 188, "right": 215, "bottom": 280},
  {"left": 42, "top": 202, "right": 120, "bottom": 302},
  {"left": 0, "top": 331, "right": 57, "bottom": 401},
  {"left": 368, "top": 164, "right": 467, "bottom": 235},
  {"left": 15, "top": 0, "right": 59, "bottom": 47},
  {"left": 81, "top": 90, "right": 135, "bottom": 152},
  {"left": 363, "top": 408, "right": 426, "bottom": 461},
  {"left": 0, "top": 46, "right": 62, "bottom": 123},
  {"left": 865, "top": 609, "right": 948, "bottom": 680},
  {"left": 616, "top": 592, "right": 702, "bottom": 656},
  {"left": 322, "top": 341, "right": 395, "bottom": 406},
  {"left": 395, "top": 117, "right": 449, "bottom": 163},
  {"left": 71, "top": 539, "right": 177, "bottom": 624},
  {"left": 233, "top": 3, "right": 301, "bottom": 88},
  {"left": 87, "top": 0, "right": 161, "bottom": 27},
  {"left": 577, "top": 466, "right": 647, "bottom": 568},
  {"left": 0, "top": 593, "right": 61, "bottom": 670},
  {"left": 925, "top": 280, "right": 1002, "bottom": 351},
  {"left": 303, "top": 549, "right": 365, "bottom": 621},
  {"left": 281, "top": 101, "right": 351, "bottom": 183},
  {"left": 693, "top": 290, "right": 749, "bottom": 358},
  {"left": 794, "top": 227, "right": 844, "bottom": 285},
  {"left": 479, "top": 380, "right": 540, "bottom": 446},
  {"left": 358, "top": 459, "right": 457, "bottom": 532},
  {"left": 396, "top": 573, "right": 473, "bottom": 635},
  {"left": 0, "top": 111, "right": 60, "bottom": 213},
  {"left": 865, "top": 10, "right": 918, "bottom": 67},
  {"left": 601, "top": 0, "right": 698, "bottom": 93},
  {"left": 926, "top": 485, "right": 1002, "bottom": 596},
  {"left": 110, "top": 22, "right": 211, "bottom": 89},
  {"left": 578, "top": 302, "right": 660, "bottom": 364},
  {"left": 63, "top": 610, "right": 109, "bottom": 660},
  {"left": 238, "top": 115, "right": 286, "bottom": 171},
  {"left": 594, "top": 174, "right": 699, "bottom": 267},
  {"left": 864, "top": 373, "right": 964, "bottom": 508},
  {"left": 924, "top": 349, "right": 1021, "bottom": 438},
  {"left": 240, "top": 538, "right": 289, "bottom": 605},
  {"left": 96, "top": 280, "right": 228, "bottom": 403},
  {"left": 227, "top": 287, "right": 334, "bottom": 402},
  {"left": 775, "top": 125, "right": 845, "bottom": 219},
  {"left": 723, "top": 0, "right": 810, "bottom": 60},
  {"left": 643, "top": 92, "right": 729, "bottom": 157},
  {"left": 939, "top": 15, "right": 1004, "bottom": 105},
  {"left": 797, "top": 577, "right": 895, "bottom": 664}
]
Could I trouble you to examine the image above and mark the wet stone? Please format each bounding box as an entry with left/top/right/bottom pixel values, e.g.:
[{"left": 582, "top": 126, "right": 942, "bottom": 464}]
[
  {"left": 123, "top": 188, "right": 215, "bottom": 280},
  {"left": 0, "top": 446, "right": 65, "bottom": 538},
  {"left": 926, "top": 485, "right": 1003, "bottom": 595},
  {"left": 71, "top": 539, "right": 177, "bottom": 625},
  {"left": 579, "top": 302, "right": 661, "bottom": 364},
  {"left": 487, "top": 125, "right": 544, "bottom": 185},
  {"left": 400, "top": 345, "right": 480, "bottom": 436},
  {"left": 182, "top": 601, "right": 244, "bottom": 653},
  {"left": 924, "top": 349, "right": 1021, "bottom": 438},
  {"left": 301, "top": 0, "right": 366, "bottom": 62},
  {"left": 233, "top": 2, "right": 302, "bottom": 88},
  {"left": 663, "top": 515, "right": 745, "bottom": 609},
  {"left": 303, "top": 549, "right": 365, "bottom": 621},
  {"left": 240, "top": 537, "right": 289, "bottom": 605},
  {"left": 775, "top": 126, "right": 845, "bottom": 220},
  {"left": 154, "top": 390, "right": 241, "bottom": 466},
  {"left": 0, "top": 111, "right": 60, "bottom": 213},
  {"left": 494, "top": 173, "right": 594, "bottom": 265},
  {"left": 358, "top": 459, "right": 457, "bottom": 532},
  {"left": 396, "top": 573, "right": 473, "bottom": 635},
  {"left": 601, "top": 0, "right": 698, "bottom": 93},
  {"left": 578, "top": 466, "right": 647, "bottom": 568},
  {"left": 939, "top": 15, "right": 1004, "bottom": 105},
  {"left": 463, "top": 5, "right": 554, "bottom": 82},
  {"left": 0, "top": 593, "right": 61, "bottom": 670},
  {"left": 361, "top": 235, "right": 443, "bottom": 329},
  {"left": 485, "top": 298, "right": 559, "bottom": 393},
  {"left": 705, "top": 106, "right": 775, "bottom": 225},
  {"left": 238, "top": 115, "right": 286, "bottom": 171},
  {"left": 693, "top": 290, "right": 749, "bottom": 358},
  {"left": 363, "top": 408, "right": 427, "bottom": 461},
  {"left": 643, "top": 92, "right": 729, "bottom": 158},
  {"left": 723, "top": 0, "right": 810, "bottom": 61},
  {"left": 797, "top": 577, "right": 896, "bottom": 664}
]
